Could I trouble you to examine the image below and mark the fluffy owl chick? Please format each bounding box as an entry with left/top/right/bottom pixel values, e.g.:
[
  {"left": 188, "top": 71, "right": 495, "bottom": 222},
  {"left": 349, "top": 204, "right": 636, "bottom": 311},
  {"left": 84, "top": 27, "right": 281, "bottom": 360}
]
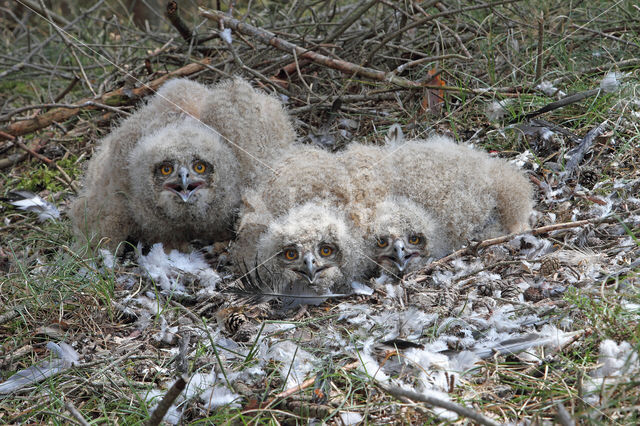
[
  {"left": 73, "top": 119, "right": 241, "bottom": 251},
  {"left": 390, "top": 136, "right": 533, "bottom": 248},
  {"left": 370, "top": 196, "right": 452, "bottom": 277},
  {"left": 247, "top": 201, "right": 368, "bottom": 296},
  {"left": 200, "top": 77, "right": 297, "bottom": 183}
]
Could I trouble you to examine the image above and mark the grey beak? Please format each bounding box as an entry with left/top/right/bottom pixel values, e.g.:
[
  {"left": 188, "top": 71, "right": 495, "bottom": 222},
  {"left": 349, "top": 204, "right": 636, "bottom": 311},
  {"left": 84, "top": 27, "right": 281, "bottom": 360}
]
[
  {"left": 393, "top": 239, "right": 409, "bottom": 272},
  {"left": 303, "top": 252, "right": 318, "bottom": 283},
  {"left": 176, "top": 166, "right": 199, "bottom": 202}
]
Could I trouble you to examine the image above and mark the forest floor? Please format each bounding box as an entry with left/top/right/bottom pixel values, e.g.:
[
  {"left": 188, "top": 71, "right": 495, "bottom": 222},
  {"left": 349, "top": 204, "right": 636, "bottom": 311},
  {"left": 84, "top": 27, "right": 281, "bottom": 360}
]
[{"left": 1, "top": 0, "right": 639, "bottom": 424}]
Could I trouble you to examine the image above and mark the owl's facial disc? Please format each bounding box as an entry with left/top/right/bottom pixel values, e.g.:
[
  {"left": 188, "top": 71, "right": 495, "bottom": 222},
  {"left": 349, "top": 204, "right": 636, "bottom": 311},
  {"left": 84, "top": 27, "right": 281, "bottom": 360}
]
[
  {"left": 376, "top": 235, "right": 423, "bottom": 272},
  {"left": 162, "top": 165, "right": 206, "bottom": 202}
]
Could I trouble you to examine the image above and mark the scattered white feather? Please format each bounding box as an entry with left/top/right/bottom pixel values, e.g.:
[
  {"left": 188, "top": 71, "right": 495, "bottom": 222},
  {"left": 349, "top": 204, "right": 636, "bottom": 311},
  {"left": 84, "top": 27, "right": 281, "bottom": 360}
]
[
  {"left": 600, "top": 72, "right": 625, "bottom": 93},
  {"left": 220, "top": 28, "right": 233, "bottom": 44},
  {"left": 385, "top": 123, "right": 404, "bottom": 145},
  {"left": 485, "top": 99, "right": 512, "bottom": 121},
  {"left": 351, "top": 281, "right": 373, "bottom": 295},
  {"left": 0, "top": 342, "right": 79, "bottom": 395},
  {"left": 7, "top": 190, "right": 60, "bottom": 222},
  {"left": 536, "top": 80, "right": 567, "bottom": 98},
  {"left": 592, "top": 340, "right": 639, "bottom": 378},
  {"left": 200, "top": 386, "right": 241, "bottom": 409},
  {"left": 144, "top": 388, "right": 182, "bottom": 425},
  {"left": 267, "top": 341, "right": 317, "bottom": 389},
  {"left": 340, "top": 411, "right": 363, "bottom": 425},
  {"left": 99, "top": 248, "right": 115, "bottom": 269},
  {"left": 136, "top": 243, "right": 220, "bottom": 295},
  {"left": 584, "top": 340, "right": 640, "bottom": 404}
]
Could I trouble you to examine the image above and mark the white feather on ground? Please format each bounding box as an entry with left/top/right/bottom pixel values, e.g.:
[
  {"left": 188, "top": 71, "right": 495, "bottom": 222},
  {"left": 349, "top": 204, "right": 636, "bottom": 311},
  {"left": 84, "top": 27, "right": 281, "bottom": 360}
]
[
  {"left": 6, "top": 190, "right": 60, "bottom": 222},
  {"left": 0, "top": 342, "right": 79, "bottom": 395},
  {"left": 136, "top": 243, "right": 221, "bottom": 296}
]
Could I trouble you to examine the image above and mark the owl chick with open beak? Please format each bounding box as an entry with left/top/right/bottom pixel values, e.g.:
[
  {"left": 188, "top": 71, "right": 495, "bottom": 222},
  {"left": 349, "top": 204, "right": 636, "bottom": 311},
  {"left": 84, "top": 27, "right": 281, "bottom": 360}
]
[{"left": 370, "top": 196, "right": 452, "bottom": 278}]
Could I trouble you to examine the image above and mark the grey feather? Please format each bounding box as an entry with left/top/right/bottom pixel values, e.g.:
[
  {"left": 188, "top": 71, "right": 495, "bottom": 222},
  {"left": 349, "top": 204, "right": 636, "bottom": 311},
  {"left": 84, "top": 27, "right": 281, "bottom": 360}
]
[{"left": 5, "top": 190, "right": 60, "bottom": 222}]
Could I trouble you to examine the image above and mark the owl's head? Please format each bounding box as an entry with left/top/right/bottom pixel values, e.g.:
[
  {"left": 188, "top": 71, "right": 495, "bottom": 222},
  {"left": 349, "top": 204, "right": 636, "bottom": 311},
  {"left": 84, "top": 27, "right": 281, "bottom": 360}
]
[
  {"left": 127, "top": 118, "right": 241, "bottom": 223},
  {"left": 255, "top": 201, "right": 365, "bottom": 295},
  {"left": 370, "top": 197, "right": 450, "bottom": 276}
]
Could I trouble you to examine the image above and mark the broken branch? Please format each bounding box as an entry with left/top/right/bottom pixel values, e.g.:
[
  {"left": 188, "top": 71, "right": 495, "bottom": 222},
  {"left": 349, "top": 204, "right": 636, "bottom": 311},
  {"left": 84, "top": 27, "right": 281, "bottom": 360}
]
[
  {"left": 199, "top": 8, "right": 424, "bottom": 89},
  {"left": 0, "top": 58, "right": 213, "bottom": 141}
]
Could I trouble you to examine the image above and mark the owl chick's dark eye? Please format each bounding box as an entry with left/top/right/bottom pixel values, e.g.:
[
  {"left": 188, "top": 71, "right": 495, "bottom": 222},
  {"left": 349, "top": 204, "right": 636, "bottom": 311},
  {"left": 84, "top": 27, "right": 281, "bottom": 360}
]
[
  {"left": 376, "top": 237, "right": 389, "bottom": 248},
  {"left": 159, "top": 164, "right": 173, "bottom": 175},
  {"left": 283, "top": 248, "right": 299, "bottom": 260},
  {"left": 408, "top": 234, "right": 423, "bottom": 245},
  {"left": 319, "top": 245, "right": 334, "bottom": 257},
  {"left": 193, "top": 161, "right": 206, "bottom": 174}
]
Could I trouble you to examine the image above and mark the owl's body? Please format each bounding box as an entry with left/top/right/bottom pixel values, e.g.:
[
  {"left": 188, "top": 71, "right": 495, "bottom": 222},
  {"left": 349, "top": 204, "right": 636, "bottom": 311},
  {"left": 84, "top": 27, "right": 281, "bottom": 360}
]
[
  {"left": 389, "top": 136, "right": 533, "bottom": 248},
  {"left": 70, "top": 77, "right": 296, "bottom": 251},
  {"left": 370, "top": 196, "right": 452, "bottom": 277}
]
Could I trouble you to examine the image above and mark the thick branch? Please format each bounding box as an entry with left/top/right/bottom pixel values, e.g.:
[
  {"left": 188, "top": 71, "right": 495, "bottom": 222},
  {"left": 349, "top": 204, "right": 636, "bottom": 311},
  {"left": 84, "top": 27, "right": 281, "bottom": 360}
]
[
  {"left": 166, "top": 1, "right": 194, "bottom": 43},
  {"left": 0, "top": 58, "right": 213, "bottom": 141},
  {"left": 199, "top": 8, "right": 423, "bottom": 89}
]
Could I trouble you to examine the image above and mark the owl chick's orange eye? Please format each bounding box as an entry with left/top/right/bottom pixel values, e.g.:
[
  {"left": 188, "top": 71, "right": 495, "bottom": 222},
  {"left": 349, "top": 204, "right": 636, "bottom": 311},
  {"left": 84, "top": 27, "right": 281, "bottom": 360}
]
[
  {"left": 160, "top": 164, "right": 173, "bottom": 175},
  {"left": 376, "top": 238, "right": 388, "bottom": 248},
  {"left": 319, "top": 245, "right": 333, "bottom": 257},
  {"left": 193, "top": 162, "right": 206, "bottom": 174},
  {"left": 283, "top": 248, "right": 298, "bottom": 260},
  {"left": 408, "top": 235, "right": 422, "bottom": 245}
]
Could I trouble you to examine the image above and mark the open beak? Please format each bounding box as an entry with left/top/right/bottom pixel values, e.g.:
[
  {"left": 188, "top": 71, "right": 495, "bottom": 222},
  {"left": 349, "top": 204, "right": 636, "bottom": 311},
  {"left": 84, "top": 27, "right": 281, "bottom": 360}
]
[
  {"left": 392, "top": 239, "right": 414, "bottom": 272},
  {"left": 164, "top": 166, "right": 204, "bottom": 202},
  {"left": 294, "top": 252, "right": 328, "bottom": 284}
]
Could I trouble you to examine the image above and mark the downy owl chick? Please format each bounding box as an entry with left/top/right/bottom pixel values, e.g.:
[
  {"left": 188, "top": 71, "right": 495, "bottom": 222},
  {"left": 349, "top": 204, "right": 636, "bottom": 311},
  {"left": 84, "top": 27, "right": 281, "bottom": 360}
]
[
  {"left": 71, "top": 77, "right": 296, "bottom": 252},
  {"left": 370, "top": 196, "right": 452, "bottom": 277}
]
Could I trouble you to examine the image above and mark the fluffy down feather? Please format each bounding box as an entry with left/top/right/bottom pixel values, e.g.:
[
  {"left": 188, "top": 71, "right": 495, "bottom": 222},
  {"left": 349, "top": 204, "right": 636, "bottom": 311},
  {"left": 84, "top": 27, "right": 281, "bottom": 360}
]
[
  {"left": 389, "top": 136, "right": 533, "bottom": 247},
  {"left": 199, "top": 77, "right": 297, "bottom": 183}
]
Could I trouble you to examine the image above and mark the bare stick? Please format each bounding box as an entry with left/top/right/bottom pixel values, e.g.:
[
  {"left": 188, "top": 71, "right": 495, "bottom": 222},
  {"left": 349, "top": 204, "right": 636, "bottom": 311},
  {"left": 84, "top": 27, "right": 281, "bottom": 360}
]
[
  {"left": 0, "top": 58, "right": 213, "bottom": 141},
  {"left": 146, "top": 376, "right": 187, "bottom": 426},
  {"left": 37, "top": 0, "right": 96, "bottom": 96},
  {"left": 562, "top": 120, "right": 608, "bottom": 178},
  {"left": 365, "top": 0, "right": 524, "bottom": 64},
  {"left": 377, "top": 383, "right": 500, "bottom": 426},
  {"left": 323, "top": 0, "right": 379, "bottom": 44},
  {"left": 199, "top": 8, "right": 424, "bottom": 89},
  {"left": 535, "top": 12, "right": 544, "bottom": 82},
  {"left": 409, "top": 213, "right": 628, "bottom": 284},
  {"left": 64, "top": 401, "right": 90, "bottom": 426},
  {"left": 15, "top": 140, "right": 53, "bottom": 165}
]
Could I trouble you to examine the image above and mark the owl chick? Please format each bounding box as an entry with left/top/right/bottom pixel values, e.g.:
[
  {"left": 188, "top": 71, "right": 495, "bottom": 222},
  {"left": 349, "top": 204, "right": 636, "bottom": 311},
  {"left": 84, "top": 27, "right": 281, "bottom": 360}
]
[
  {"left": 369, "top": 196, "right": 452, "bottom": 277},
  {"left": 236, "top": 200, "right": 369, "bottom": 296},
  {"left": 389, "top": 136, "right": 533, "bottom": 248},
  {"left": 73, "top": 119, "right": 241, "bottom": 251},
  {"left": 71, "top": 77, "right": 296, "bottom": 251}
]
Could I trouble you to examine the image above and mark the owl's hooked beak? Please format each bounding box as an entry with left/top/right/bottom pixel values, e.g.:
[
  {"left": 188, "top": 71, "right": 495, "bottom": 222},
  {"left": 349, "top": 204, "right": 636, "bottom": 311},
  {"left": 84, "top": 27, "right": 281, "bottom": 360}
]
[
  {"left": 298, "top": 252, "right": 327, "bottom": 284},
  {"left": 391, "top": 239, "right": 417, "bottom": 272},
  {"left": 164, "top": 166, "right": 204, "bottom": 202}
]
